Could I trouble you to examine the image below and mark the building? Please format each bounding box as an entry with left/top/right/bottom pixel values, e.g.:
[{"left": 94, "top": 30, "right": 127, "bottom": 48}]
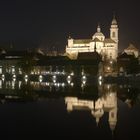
[
  {"left": 66, "top": 16, "right": 118, "bottom": 60},
  {"left": 117, "top": 52, "right": 139, "bottom": 74},
  {"left": 124, "top": 43, "right": 139, "bottom": 58}
]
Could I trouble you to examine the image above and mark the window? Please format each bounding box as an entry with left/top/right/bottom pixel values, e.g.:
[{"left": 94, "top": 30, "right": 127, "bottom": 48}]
[
  {"left": 112, "top": 32, "right": 115, "bottom": 38},
  {"left": 111, "top": 112, "right": 114, "bottom": 118}
]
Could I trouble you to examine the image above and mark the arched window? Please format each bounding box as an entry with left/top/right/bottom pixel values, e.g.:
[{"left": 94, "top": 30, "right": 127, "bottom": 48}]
[{"left": 112, "top": 32, "right": 116, "bottom": 38}]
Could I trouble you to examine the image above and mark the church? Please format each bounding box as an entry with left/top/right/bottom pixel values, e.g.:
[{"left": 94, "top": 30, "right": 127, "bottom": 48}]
[{"left": 66, "top": 16, "right": 118, "bottom": 60}]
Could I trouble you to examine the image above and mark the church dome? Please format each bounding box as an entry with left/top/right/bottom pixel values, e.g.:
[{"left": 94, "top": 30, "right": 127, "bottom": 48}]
[
  {"left": 92, "top": 25, "right": 105, "bottom": 41},
  {"left": 94, "top": 32, "right": 104, "bottom": 37}
]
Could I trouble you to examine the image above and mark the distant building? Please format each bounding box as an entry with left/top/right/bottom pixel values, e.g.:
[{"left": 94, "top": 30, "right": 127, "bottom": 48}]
[
  {"left": 124, "top": 44, "right": 139, "bottom": 58},
  {"left": 66, "top": 16, "right": 118, "bottom": 60},
  {"left": 117, "top": 52, "right": 139, "bottom": 74}
]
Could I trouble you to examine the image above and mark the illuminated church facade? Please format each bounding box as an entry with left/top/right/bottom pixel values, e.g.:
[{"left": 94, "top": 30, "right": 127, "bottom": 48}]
[{"left": 66, "top": 16, "right": 118, "bottom": 60}]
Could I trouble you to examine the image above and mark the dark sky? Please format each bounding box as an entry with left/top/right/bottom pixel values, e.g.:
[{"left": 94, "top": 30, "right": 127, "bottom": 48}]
[{"left": 0, "top": 0, "right": 139, "bottom": 52}]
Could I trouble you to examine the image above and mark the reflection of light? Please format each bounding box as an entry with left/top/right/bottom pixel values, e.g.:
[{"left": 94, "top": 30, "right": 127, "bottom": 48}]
[
  {"left": 57, "top": 83, "right": 60, "bottom": 87},
  {"left": 39, "top": 75, "right": 43, "bottom": 82},
  {"left": 0, "top": 80, "right": 2, "bottom": 88},
  {"left": 18, "top": 81, "right": 22, "bottom": 89},
  {"left": 82, "top": 75, "right": 86, "bottom": 80},
  {"left": 62, "top": 83, "right": 65, "bottom": 87},
  {"left": 46, "top": 82, "right": 50, "bottom": 86},
  {"left": 70, "top": 82, "right": 74, "bottom": 87},
  {"left": 82, "top": 81, "right": 86, "bottom": 85},
  {"left": 25, "top": 78, "right": 28, "bottom": 82},
  {"left": 81, "top": 75, "right": 87, "bottom": 85},
  {"left": 81, "top": 83, "right": 85, "bottom": 89},
  {"left": 52, "top": 75, "right": 57, "bottom": 83},
  {"left": 107, "top": 67, "right": 110, "bottom": 70},
  {"left": 70, "top": 72, "right": 74, "bottom": 76},
  {"left": 24, "top": 75, "right": 28, "bottom": 82},
  {"left": 31, "top": 71, "right": 34, "bottom": 74},
  {"left": 67, "top": 80, "right": 71, "bottom": 84},
  {"left": 53, "top": 75, "right": 56, "bottom": 79},
  {"left": 98, "top": 76, "right": 102, "bottom": 81},
  {"left": 12, "top": 81, "right": 15, "bottom": 89},
  {"left": 107, "top": 85, "right": 110, "bottom": 89},
  {"left": 2, "top": 74, "right": 5, "bottom": 81},
  {"left": 13, "top": 78, "right": 16, "bottom": 82},
  {"left": 12, "top": 74, "right": 16, "bottom": 81},
  {"left": 67, "top": 75, "right": 71, "bottom": 79},
  {"left": 67, "top": 75, "right": 72, "bottom": 84},
  {"left": 110, "top": 61, "right": 113, "bottom": 64},
  {"left": 99, "top": 81, "right": 102, "bottom": 86}
]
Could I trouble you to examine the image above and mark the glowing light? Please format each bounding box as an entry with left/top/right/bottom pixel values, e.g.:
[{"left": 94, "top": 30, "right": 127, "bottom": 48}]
[
  {"left": 62, "top": 83, "right": 65, "bottom": 87},
  {"left": 39, "top": 75, "right": 43, "bottom": 82},
  {"left": 12, "top": 81, "right": 15, "bottom": 89},
  {"left": 107, "top": 67, "right": 110, "bottom": 71},
  {"left": 2, "top": 74, "right": 5, "bottom": 81},
  {"left": 98, "top": 76, "right": 102, "bottom": 81},
  {"left": 99, "top": 81, "right": 102, "bottom": 86},
  {"left": 67, "top": 80, "right": 71, "bottom": 84},
  {"left": 70, "top": 72, "right": 74, "bottom": 76},
  {"left": 67, "top": 75, "right": 71, "bottom": 79},
  {"left": 81, "top": 75, "right": 87, "bottom": 84},
  {"left": 67, "top": 75, "right": 72, "bottom": 84},
  {"left": 18, "top": 81, "right": 22, "bottom": 89},
  {"left": 0, "top": 80, "right": 2, "bottom": 88},
  {"left": 25, "top": 75, "right": 28, "bottom": 79},
  {"left": 70, "top": 82, "right": 74, "bottom": 87},
  {"left": 110, "top": 61, "right": 113, "bottom": 64},
  {"left": 25, "top": 78, "right": 28, "bottom": 82},
  {"left": 107, "top": 85, "right": 110, "bottom": 89},
  {"left": 12, "top": 75, "right": 16, "bottom": 81},
  {"left": 82, "top": 81, "right": 86, "bottom": 85},
  {"left": 82, "top": 75, "right": 86, "bottom": 80}
]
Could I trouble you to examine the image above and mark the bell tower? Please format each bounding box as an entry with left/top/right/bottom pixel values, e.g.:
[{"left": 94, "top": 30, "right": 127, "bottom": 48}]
[
  {"left": 110, "top": 15, "right": 118, "bottom": 43},
  {"left": 110, "top": 15, "right": 119, "bottom": 59}
]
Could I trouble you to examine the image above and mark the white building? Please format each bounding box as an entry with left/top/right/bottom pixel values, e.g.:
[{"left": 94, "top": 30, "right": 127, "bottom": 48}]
[
  {"left": 124, "top": 43, "right": 139, "bottom": 58},
  {"left": 66, "top": 16, "right": 118, "bottom": 60}
]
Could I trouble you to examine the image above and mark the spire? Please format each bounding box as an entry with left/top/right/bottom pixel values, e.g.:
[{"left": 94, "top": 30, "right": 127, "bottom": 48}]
[
  {"left": 68, "top": 35, "right": 71, "bottom": 39},
  {"left": 112, "top": 13, "right": 117, "bottom": 25},
  {"left": 97, "top": 23, "right": 101, "bottom": 32}
]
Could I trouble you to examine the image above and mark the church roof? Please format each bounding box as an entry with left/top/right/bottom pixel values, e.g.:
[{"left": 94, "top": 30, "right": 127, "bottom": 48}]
[
  {"left": 92, "top": 37, "right": 102, "bottom": 42},
  {"left": 93, "top": 32, "right": 104, "bottom": 38},
  {"left": 104, "top": 38, "right": 116, "bottom": 43},
  {"left": 125, "top": 44, "right": 139, "bottom": 51},
  {"left": 73, "top": 39, "right": 92, "bottom": 44}
]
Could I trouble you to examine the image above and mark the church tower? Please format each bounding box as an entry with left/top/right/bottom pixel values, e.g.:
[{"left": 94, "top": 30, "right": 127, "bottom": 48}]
[
  {"left": 110, "top": 15, "right": 118, "bottom": 43},
  {"left": 110, "top": 15, "right": 119, "bottom": 58}
]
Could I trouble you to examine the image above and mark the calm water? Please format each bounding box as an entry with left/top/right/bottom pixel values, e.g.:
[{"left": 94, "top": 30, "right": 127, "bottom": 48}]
[{"left": 0, "top": 76, "right": 140, "bottom": 140}]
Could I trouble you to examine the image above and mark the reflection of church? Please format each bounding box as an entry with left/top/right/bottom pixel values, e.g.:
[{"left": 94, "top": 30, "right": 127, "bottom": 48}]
[{"left": 65, "top": 85, "right": 117, "bottom": 132}]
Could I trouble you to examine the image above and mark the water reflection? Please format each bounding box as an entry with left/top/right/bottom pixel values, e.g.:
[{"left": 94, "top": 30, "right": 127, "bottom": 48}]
[
  {"left": 65, "top": 84, "right": 117, "bottom": 132},
  {"left": 0, "top": 77, "right": 140, "bottom": 135}
]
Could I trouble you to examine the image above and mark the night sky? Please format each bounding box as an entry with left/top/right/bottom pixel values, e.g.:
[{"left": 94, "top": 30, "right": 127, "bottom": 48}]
[{"left": 0, "top": 0, "right": 140, "bottom": 52}]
